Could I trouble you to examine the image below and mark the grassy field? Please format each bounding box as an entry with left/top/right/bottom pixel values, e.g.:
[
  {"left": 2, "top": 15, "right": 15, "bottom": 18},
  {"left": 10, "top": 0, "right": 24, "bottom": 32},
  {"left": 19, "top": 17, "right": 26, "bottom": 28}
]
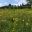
[{"left": 0, "top": 8, "right": 32, "bottom": 32}]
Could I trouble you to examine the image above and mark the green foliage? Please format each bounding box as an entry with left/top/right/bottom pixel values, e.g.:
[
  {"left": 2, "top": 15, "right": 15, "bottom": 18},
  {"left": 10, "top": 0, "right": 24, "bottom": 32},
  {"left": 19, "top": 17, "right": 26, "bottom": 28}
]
[
  {"left": 0, "top": 9, "right": 32, "bottom": 32},
  {"left": 27, "top": 0, "right": 32, "bottom": 4},
  {"left": 0, "top": 18, "right": 14, "bottom": 32}
]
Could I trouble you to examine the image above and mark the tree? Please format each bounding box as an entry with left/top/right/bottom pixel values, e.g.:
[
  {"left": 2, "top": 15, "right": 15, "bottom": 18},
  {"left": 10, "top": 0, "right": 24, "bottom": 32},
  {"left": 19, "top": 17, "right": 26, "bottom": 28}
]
[
  {"left": 27, "top": 0, "right": 32, "bottom": 5},
  {"left": 8, "top": 4, "right": 11, "bottom": 8},
  {"left": 20, "top": 4, "right": 23, "bottom": 9},
  {"left": 26, "top": 0, "right": 31, "bottom": 8},
  {"left": 9, "top": 4, "right": 11, "bottom": 6}
]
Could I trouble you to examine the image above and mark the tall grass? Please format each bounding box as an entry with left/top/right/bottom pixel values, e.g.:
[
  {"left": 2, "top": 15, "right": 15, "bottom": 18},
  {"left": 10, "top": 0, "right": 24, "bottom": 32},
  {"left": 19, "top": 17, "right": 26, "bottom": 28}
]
[{"left": 0, "top": 8, "right": 32, "bottom": 32}]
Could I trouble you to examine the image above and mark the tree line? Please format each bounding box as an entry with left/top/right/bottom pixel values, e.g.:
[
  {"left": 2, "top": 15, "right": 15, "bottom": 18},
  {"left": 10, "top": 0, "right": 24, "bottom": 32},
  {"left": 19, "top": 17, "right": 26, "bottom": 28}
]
[
  {"left": 0, "top": 0, "right": 32, "bottom": 9},
  {"left": 0, "top": 3, "right": 31, "bottom": 9}
]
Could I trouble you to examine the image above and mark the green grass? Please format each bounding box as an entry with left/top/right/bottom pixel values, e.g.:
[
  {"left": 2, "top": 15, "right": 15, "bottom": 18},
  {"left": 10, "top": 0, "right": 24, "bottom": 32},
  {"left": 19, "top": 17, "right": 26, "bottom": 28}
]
[{"left": 0, "top": 8, "right": 32, "bottom": 32}]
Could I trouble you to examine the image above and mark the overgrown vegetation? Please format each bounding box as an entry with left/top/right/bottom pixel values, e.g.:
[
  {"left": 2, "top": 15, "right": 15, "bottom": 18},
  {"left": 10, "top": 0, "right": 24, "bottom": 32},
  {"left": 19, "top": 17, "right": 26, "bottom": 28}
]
[{"left": 0, "top": 9, "right": 32, "bottom": 32}]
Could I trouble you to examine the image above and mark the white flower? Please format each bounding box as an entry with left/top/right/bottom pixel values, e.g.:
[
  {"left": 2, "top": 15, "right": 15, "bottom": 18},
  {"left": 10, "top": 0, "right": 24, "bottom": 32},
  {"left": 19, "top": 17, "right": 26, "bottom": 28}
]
[{"left": 22, "top": 19, "right": 24, "bottom": 21}]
